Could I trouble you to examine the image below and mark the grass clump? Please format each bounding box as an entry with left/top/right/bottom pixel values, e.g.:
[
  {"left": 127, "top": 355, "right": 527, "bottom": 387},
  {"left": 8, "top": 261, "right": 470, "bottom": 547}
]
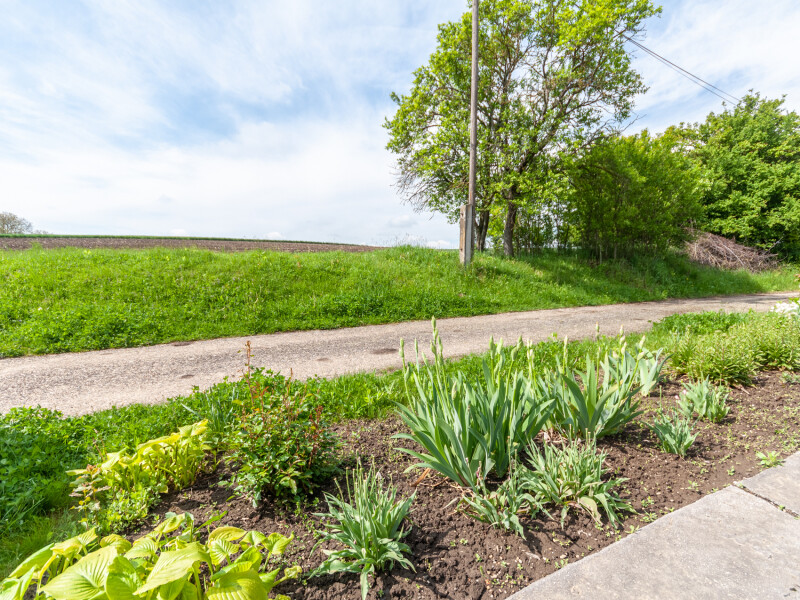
[
  {"left": 651, "top": 411, "right": 697, "bottom": 457},
  {"left": 678, "top": 379, "right": 731, "bottom": 423},
  {"left": 0, "top": 245, "right": 794, "bottom": 357},
  {"left": 313, "top": 461, "right": 415, "bottom": 600},
  {"left": 461, "top": 465, "right": 540, "bottom": 539}
]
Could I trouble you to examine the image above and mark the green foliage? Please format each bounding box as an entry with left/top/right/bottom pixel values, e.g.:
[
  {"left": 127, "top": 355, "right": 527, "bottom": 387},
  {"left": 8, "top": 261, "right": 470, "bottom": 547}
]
[
  {"left": 225, "top": 375, "right": 339, "bottom": 505},
  {"left": 385, "top": 0, "right": 659, "bottom": 255},
  {"left": 651, "top": 411, "right": 697, "bottom": 457},
  {"left": 396, "top": 323, "right": 553, "bottom": 489},
  {"left": 668, "top": 312, "right": 800, "bottom": 383},
  {"left": 313, "top": 461, "right": 415, "bottom": 600},
  {"left": 0, "top": 513, "right": 299, "bottom": 600},
  {"left": 546, "top": 351, "right": 644, "bottom": 439},
  {"left": 651, "top": 310, "right": 750, "bottom": 337},
  {"left": 522, "top": 441, "right": 631, "bottom": 528},
  {"left": 0, "top": 245, "right": 794, "bottom": 357},
  {"left": 460, "top": 464, "right": 540, "bottom": 539},
  {"left": 678, "top": 379, "right": 730, "bottom": 423},
  {"left": 756, "top": 451, "right": 783, "bottom": 468},
  {"left": 68, "top": 421, "right": 210, "bottom": 533},
  {"left": 565, "top": 130, "right": 702, "bottom": 259},
  {"left": 692, "top": 92, "right": 800, "bottom": 255}
]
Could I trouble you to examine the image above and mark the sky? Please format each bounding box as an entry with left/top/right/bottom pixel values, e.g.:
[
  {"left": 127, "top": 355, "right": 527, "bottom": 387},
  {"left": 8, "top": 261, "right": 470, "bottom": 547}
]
[{"left": 1, "top": 0, "right": 799, "bottom": 247}]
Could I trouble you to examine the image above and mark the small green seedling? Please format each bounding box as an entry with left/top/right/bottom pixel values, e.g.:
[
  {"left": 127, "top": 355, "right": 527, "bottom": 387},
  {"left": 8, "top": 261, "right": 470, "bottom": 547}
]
[{"left": 756, "top": 451, "right": 784, "bottom": 468}]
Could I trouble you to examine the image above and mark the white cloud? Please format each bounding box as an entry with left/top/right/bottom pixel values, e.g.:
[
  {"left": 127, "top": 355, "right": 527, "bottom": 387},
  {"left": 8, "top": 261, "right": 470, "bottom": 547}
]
[
  {"left": 265, "top": 232, "right": 283, "bottom": 240},
  {"left": 169, "top": 228, "right": 188, "bottom": 237},
  {"left": 1, "top": 0, "right": 797, "bottom": 248}
]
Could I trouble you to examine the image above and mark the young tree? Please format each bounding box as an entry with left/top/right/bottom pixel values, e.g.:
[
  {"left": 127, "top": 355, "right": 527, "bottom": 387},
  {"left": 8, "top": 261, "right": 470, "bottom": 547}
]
[
  {"left": 385, "top": 0, "right": 658, "bottom": 255},
  {"left": 564, "top": 130, "right": 702, "bottom": 260},
  {"left": 0, "top": 212, "right": 33, "bottom": 234},
  {"left": 692, "top": 93, "right": 800, "bottom": 255}
]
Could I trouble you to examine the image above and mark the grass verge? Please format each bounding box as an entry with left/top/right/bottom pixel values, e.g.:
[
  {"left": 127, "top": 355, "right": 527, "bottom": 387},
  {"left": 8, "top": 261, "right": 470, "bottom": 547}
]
[{"left": 0, "top": 245, "right": 796, "bottom": 357}]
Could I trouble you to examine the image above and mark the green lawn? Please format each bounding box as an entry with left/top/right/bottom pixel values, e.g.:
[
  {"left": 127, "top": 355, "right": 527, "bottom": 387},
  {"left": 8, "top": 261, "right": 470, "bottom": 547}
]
[{"left": 0, "top": 245, "right": 795, "bottom": 357}]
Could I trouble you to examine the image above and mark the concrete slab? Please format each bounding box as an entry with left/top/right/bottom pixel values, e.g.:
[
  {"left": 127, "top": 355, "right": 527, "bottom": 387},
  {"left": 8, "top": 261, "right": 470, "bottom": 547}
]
[
  {"left": 738, "top": 453, "right": 800, "bottom": 516},
  {"left": 509, "top": 486, "right": 800, "bottom": 600}
]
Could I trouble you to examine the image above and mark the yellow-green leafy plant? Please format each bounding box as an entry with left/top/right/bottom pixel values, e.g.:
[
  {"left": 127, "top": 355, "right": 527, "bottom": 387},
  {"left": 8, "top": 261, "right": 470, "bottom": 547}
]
[
  {"left": 68, "top": 421, "right": 211, "bottom": 532},
  {"left": 678, "top": 378, "right": 730, "bottom": 423},
  {"left": 0, "top": 512, "right": 300, "bottom": 600},
  {"left": 651, "top": 410, "right": 697, "bottom": 457}
]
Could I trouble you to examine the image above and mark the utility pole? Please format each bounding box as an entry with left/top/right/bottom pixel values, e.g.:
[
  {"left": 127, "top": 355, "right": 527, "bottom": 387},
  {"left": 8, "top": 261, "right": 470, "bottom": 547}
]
[{"left": 460, "top": 0, "right": 478, "bottom": 266}]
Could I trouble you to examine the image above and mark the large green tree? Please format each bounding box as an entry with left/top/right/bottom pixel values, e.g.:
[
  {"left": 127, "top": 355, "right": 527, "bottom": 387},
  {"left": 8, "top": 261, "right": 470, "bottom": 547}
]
[
  {"left": 565, "top": 130, "right": 702, "bottom": 260},
  {"left": 693, "top": 93, "right": 800, "bottom": 255},
  {"left": 385, "top": 0, "right": 659, "bottom": 255}
]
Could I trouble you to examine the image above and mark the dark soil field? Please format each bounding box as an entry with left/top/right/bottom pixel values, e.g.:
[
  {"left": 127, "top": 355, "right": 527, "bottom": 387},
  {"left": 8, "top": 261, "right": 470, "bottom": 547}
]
[
  {"left": 0, "top": 236, "right": 379, "bottom": 253},
  {"left": 143, "top": 371, "right": 800, "bottom": 600}
]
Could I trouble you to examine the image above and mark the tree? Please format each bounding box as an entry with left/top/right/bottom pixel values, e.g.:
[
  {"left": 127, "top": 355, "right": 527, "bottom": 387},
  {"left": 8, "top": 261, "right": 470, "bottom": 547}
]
[
  {"left": 385, "top": 0, "right": 659, "bottom": 255},
  {"left": 692, "top": 92, "right": 800, "bottom": 255},
  {"left": 564, "top": 130, "right": 702, "bottom": 260},
  {"left": 0, "top": 212, "right": 33, "bottom": 234}
]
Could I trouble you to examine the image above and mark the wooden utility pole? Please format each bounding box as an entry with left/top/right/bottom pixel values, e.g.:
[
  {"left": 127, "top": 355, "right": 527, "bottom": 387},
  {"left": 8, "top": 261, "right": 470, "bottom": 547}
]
[{"left": 460, "top": 0, "right": 479, "bottom": 266}]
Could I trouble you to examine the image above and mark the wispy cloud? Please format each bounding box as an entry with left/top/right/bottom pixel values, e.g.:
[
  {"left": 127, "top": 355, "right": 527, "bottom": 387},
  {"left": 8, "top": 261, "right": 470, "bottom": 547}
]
[{"left": 0, "top": 1, "right": 798, "bottom": 244}]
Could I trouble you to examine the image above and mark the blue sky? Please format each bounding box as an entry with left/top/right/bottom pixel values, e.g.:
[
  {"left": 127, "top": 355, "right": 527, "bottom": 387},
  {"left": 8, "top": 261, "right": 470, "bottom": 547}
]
[{"left": 1, "top": 0, "right": 798, "bottom": 247}]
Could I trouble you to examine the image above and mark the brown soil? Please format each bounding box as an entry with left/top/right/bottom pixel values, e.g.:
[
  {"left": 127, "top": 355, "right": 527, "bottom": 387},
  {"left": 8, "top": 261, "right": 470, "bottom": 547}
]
[
  {"left": 0, "top": 236, "right": 380, "bottom": 253},
  {"left": 145, "top": 372, "right": 800, "bottom": 600}
]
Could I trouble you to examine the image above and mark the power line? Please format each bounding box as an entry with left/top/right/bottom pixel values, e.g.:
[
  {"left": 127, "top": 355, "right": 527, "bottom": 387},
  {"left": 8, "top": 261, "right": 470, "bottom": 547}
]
[{"left": 619, "top": 32, "right": 742, "bottom": 105}]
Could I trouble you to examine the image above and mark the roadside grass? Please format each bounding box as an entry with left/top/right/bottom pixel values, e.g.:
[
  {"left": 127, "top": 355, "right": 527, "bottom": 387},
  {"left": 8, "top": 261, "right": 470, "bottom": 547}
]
[
  {"left": 0, "top": 245, "right": 795, "bottom": 357},
  {"left": 4, "top": 307, "right": 797, "bottom": 577}
]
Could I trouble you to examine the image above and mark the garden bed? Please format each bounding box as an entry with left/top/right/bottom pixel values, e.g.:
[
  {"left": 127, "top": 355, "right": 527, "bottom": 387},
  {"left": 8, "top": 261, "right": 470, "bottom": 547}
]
[{"left": 146, "top": 371, "right": 800, "bottom": 600}]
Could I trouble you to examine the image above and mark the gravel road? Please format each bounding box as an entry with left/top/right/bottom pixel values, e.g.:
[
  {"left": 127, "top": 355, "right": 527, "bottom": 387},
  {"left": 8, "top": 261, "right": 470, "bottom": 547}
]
[{"left": 0, "top": 291, "right": 794, "bottom": 416}]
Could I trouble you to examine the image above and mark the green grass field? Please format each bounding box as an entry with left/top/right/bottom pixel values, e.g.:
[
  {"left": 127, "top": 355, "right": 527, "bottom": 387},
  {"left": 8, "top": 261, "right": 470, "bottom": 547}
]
[{"left": 0, "top": 245, "right": 795, "bottom": 357}]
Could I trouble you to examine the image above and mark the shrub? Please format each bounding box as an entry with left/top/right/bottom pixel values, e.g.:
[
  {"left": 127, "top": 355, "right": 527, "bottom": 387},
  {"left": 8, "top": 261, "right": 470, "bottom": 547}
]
[
  {"left": 651, "top": 411, "right": 697, "bottom": 457},
  {"left": 521, "top": 441, "right": 631, "bottom": 528},
  {"left": 226, "top": 374, "right": 338, "bottom": 505},
  {"left": 313, "top": 461, "right": 415, "bottom": 600},
  {"left": 678, "top": 378, "right": 730, "bottom": 423},
  {"left": 0, "top": 512, "right": 300, "bottom": 600},
  {"left": 396, "top": 323, "right": 553, "bottom": 489}
]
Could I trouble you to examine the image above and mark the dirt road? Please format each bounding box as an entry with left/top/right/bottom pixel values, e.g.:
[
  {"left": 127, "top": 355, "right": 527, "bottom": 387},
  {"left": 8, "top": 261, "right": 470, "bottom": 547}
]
[{"left": 0, "top": 291, "right": 793, "bottom": 415}]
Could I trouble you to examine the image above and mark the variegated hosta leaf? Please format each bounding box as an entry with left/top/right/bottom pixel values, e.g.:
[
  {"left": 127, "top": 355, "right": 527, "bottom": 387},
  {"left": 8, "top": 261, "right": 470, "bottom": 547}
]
[
  {"left": 207, "top": 540, "right": 239, "bottom": 566},
  {"left": 7, "top": 543, "right": 53, "bottom": 579},
  {"left": 104, "top": 556, "right": 140, "bottom": 600},
  {"left": 53, "top": 528, "right": 97, "bottom": 556},
  {"left": 101, "top": 535, "right": 132, "bottom": 554},
  {"left": 134, "top": 543, "right": 210, "bottom": 596},
  {"left": 0, "top": 566, "right": 35, "bottom": 600},
  {"left": 206, "top": 569, "right": 268, "bottom": 600},
  {"left": 262, "top": 533, "right": 293, "bottom": 558},
  {"left": 125, "top": 537, "right": 159, "bottom": 560},
  {"left": 232, "top": 546, "right": 261, "bottom": 572},
  {"left": 238, "top": 531, "right": 265, "bottom": 549},
  {"left": 207, "top": 527, "right": 246, "bottom": 544},
  {"left": 153, "top": 513, "right": 187, "bottom": 536},
  {"left": 42, "top": 545, "right": 118, "bottom": 600}
]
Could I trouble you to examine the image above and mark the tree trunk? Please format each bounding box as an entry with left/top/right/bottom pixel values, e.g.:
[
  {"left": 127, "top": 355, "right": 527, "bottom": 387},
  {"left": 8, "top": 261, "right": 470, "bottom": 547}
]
[
  {"left": 503, "top": 201, "right": 518, "bottom": 257},
  {"left": 476, "top": 209, "right": 490, "bottom": 252}
]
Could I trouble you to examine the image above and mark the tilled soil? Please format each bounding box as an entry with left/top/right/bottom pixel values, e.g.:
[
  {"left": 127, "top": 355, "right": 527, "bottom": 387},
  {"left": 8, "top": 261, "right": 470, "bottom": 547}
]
[
  {"left": 0, "top": 236, "right": 380, "bottom": 253},
  {"left": 146, "top": 372, "right": 800, "bottom": 600}
]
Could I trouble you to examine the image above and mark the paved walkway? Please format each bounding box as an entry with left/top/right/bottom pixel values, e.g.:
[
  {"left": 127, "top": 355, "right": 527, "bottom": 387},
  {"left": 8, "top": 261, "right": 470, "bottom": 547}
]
[
  {"left": 510, "top": 452, "right": 800, "bottom": 600},
  {"left": 0, "top": 291, "right": 794, "bottom": 416}
]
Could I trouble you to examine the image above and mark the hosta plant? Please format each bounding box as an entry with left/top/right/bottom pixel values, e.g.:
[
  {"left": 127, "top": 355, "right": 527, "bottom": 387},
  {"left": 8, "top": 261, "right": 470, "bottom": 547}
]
[
  {"left": 68, "top": 421, "right": 211, "bottom": 532},
  {"left": 313, "top": 461, "right": 415, "bottom": 600},
  {"left": 0, "top": 512, "right": 300, "bottom": 600},
  {"left": 651, "top": 410, "right": 697, "bottom": 457},
  {"left": 522, "top": 441, "right": 632, "bottom": 528},
  {"left": 678, "top": 378, "right": 730, "bottom": 423},
  {"left": 397, "top": 322, "right": 553, "bottom": 489}
]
